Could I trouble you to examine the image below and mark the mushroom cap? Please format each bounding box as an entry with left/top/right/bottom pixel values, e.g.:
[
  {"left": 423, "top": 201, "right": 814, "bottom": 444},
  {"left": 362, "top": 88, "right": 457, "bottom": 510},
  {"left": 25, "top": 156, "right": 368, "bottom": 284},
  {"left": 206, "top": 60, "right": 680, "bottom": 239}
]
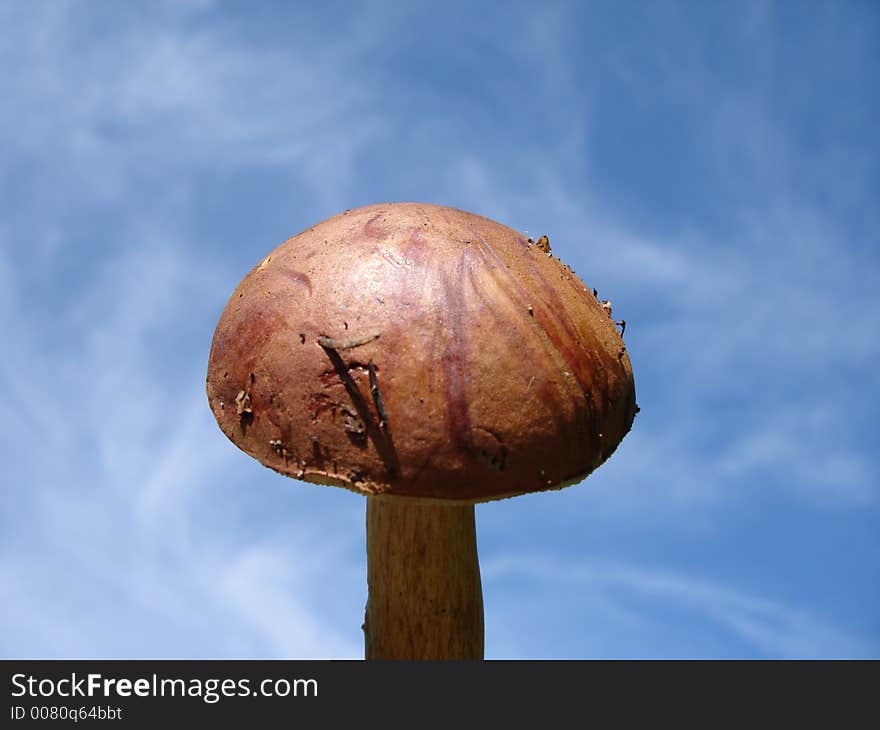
[{"left": 206, "top": 203, "right": 636, "bottom": 502}]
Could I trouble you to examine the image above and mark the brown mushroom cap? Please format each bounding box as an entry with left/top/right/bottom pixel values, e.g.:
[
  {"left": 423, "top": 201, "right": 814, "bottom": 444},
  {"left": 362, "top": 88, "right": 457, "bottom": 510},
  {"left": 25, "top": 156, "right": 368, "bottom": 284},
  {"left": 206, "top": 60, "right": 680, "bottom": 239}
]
[{"left": 206, "top": 203, "right": 636, "bottom": 502}]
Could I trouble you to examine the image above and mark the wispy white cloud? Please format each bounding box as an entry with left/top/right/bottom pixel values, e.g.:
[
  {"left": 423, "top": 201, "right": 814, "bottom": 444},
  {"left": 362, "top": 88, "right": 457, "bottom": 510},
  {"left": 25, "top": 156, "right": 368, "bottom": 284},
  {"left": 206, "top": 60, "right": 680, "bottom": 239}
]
[
  {"left": 484, "top": 554, "right": 879, "bottom": 658},
  {"left": 0, "top": 0, "right": 388, "bottom": 217},
  {"left": 717, "top": 403, "right": 878, "bottom": 505},
  {"left": 0, "top": 233, "right": 364, "bottom": 658}
]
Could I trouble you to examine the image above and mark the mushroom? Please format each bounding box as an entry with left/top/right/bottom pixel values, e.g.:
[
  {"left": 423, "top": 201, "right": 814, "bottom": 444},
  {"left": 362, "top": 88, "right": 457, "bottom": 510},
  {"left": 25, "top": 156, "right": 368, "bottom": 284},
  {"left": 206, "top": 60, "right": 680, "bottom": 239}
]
[{"left": 206, "top": 203, "right": 637, "bottom": 659}]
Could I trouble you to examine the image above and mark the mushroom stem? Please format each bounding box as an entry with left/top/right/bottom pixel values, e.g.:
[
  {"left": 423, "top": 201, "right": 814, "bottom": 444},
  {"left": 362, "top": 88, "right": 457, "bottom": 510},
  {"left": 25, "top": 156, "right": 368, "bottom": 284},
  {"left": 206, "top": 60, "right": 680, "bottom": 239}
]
[{"left": 364, "top": 496, "right": 484, "bottom": 659}]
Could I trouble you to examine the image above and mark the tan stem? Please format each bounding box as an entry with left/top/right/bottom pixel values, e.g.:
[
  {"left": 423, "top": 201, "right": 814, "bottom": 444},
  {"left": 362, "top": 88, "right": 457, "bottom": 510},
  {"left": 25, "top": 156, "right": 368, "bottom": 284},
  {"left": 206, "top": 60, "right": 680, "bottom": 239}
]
[{"left": 363, "top": 496, "right": 484, "bottom": 660}]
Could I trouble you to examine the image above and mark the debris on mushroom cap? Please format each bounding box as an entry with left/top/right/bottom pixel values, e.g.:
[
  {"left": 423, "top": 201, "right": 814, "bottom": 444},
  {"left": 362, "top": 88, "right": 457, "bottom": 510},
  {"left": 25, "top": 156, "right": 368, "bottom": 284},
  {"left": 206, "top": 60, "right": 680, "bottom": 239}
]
[
  {"left": 535, "top": 235, "right": 551, "bottom": 254},
  {"left": 234, "top": 389, "right": 252, "bottom": 415},
  {"left": 206, "top": 203, "right": 636, "bottom": 503}
]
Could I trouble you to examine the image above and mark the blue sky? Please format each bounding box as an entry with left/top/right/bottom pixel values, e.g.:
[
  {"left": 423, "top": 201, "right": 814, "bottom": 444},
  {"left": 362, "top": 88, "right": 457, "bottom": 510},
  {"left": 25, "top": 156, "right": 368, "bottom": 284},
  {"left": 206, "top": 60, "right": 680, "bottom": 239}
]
[{"left": 1, "top": 0, "right": 878, "bottom": 658}]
